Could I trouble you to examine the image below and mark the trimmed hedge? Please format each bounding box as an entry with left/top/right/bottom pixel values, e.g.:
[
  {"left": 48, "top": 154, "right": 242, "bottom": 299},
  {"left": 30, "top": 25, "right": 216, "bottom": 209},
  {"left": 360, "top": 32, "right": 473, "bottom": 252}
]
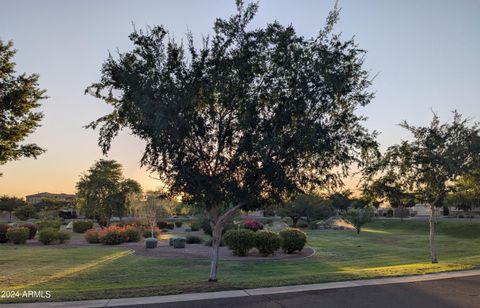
[
  {"left": 6, "top": 227, "right": 29, "bottom": 244},
  {"left": 73, "top": 221, "right": 94, "bottom": 233},
  {"left": 185, "top": 235, "right": 203, "bottom": 244},
  {"left": 223, "top": 229, "right": 255, "bottom": 256},
  {"left": 279, "top": 228, "right": 307, "bottom": 254},
  {"left": 254, "top": 230, "right": 282, "bottom": 257}
]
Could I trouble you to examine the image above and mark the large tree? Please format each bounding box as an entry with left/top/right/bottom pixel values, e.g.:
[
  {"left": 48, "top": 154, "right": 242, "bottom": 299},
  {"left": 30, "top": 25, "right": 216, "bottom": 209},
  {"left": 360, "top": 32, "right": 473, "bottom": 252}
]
[
  {"left": 446, "top": 168, "right": 480, "bottom": 212},
  {"left": 86, "top": 2, "right": 377, "bottom": 281},
  {"left": 0, "top": 40, "right": 46, "bottom": 175},
  {"left": 0, "top": 195, "right": 27, "bottom": 222},
  {"left": 76, "top": 159, "right": 142, "bottom": 224},
  {"left": 279, "top": 194, "right": 334, "bottom": 227},
  {"left": 366, "top": 112, "right": 480, "bottom": 262}
]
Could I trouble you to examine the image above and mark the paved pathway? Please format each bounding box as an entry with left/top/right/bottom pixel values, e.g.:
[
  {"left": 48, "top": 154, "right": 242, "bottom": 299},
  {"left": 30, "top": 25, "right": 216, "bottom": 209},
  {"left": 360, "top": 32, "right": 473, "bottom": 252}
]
[{"left": 2, "top": 270, "right": 480, "bottom": 308}]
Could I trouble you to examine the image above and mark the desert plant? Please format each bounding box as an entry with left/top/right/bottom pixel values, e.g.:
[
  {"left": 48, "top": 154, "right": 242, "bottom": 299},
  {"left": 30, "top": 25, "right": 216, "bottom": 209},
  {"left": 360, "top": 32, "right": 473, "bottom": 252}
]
[
  {"left": 19, "top": 223, "right": 38, "bottom": 239},
  {"left": 72, "top": 221, "right": 94, "bottom": 233},
  {"left": 6, "top": 227, "right": 29, "bottom": 244},
  {"left": 254, "top": 230, "right": 282, "bottom": 257},
  {"left": 223, "top": 229, "right": 255, "bottom": 256},
  {"left": 38, "top": 228, "right": 58, "bottom": 245},
  {"left": 242, "top": 219, "right": 264, "bottom": 232},
  {"left": 186, "top": 235, "right": 203, "bottom": 244},
  {"left": 279, "top": 228, "right": 307, "bottom": 254}
]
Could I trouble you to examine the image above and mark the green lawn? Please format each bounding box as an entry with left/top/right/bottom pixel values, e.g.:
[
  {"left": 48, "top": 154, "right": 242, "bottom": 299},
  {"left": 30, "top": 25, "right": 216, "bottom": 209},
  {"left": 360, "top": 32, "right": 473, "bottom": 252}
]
[{"left": 1, "top": 219, "right": 480, "bottom": 303}]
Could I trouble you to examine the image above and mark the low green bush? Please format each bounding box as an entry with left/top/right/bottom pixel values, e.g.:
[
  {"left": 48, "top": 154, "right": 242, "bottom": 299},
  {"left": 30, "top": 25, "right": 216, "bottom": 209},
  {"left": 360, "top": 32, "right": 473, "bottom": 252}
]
[
  {"left": 166, "top": 222, "right": 175, "bottom": 230},
  {"left": 223, "top": 229, "right": 255, "bottom": 256},
  {"left": 56, "top": 231, "right": 71, "bottom": 244},
  {"left": 279, "top": 228, "right": 307, "bottom": 254},
  {"left": 73, "top": 221, "right": 94, "bottom": 233},
  {"left": 38, "top": 228, "right": 58, "bottom": 245},
  {"left": 174, "top": 221, "right": 183, "bottom": 228},
  {"left": 142, "top": 227, "right": 160, "bottom": 239},
  {"left": 254, "top": 230, "right": 282, "bottom": 257},
  {"left": 157, "top": 221, "right": 169, "bottom": 229},
  {"left": 6, "top": 227, "right": 29, "bottom": 244},
  {"left": 185, "top": 235, "right": 203, "bottom": 244},
  {"left": 38, "top": 220, "right": 61, "bottom": 231}
]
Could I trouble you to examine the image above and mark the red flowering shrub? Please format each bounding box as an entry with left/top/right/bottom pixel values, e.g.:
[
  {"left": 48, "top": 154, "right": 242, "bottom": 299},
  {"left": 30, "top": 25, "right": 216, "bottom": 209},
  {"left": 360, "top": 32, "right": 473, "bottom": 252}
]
[
  {"left": 20, "top": 223, "right": 38, "bottom": 239},
  {"left": 242, "top": 219, "right": 264, "bottom": 232},
  {"left": 85, "top": 226, "right": 141, "bottom": 244},
  {"left": 84, "top": 228, "right": 102, "bottom": 243}
]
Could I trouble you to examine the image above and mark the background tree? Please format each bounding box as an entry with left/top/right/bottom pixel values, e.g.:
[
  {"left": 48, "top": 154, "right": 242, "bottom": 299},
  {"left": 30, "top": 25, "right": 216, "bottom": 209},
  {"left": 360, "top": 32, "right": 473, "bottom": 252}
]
[
  {"left": 445, "top": 168, "right": 480, "bottom": 213},
  {"left": 329, "top": 190, "right": 354, "bottom": 213},
  {"left": 366, "top": 172, "right": 415, "bottom": 221},
  {"left": 14, "top": 204, "right": 38, "bottom": 221},
  {"left": 0, "top": 195, "right": 26, "bottom": 222},
  {"left": 0, "top": 40, "right": 47, "bottom": 176},
  {"left": 76, "top": 159, "right": 142, "bottom": 225},
  {"left": 366, "top": 112, "right": 480, "bottom": 262},
  {"left": 86, "top": 2, "right": 377, "bottom": 281},
  {"left": 341, "top": 207, "right": 374, "bottom": 234},
  {"left": 279, "top": 194, "right": 334, "bottom": 226}
]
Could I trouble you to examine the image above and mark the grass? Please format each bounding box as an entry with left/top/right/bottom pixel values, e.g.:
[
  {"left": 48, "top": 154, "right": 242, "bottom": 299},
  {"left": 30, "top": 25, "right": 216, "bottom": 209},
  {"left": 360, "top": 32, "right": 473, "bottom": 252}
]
[{"left": 1, "top": 219, "right": 480, "bottom": 303}]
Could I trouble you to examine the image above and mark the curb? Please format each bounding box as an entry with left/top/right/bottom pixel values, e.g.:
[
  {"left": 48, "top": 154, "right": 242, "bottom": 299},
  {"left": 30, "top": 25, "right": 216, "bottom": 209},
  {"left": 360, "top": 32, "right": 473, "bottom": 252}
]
[{"left": 3, "top": 269, "right": 480, "bottom": 307}]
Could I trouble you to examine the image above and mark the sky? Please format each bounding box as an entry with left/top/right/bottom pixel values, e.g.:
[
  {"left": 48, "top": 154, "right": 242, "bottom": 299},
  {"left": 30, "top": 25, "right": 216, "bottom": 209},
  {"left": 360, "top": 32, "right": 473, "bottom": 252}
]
[{"left": 0, "top": 0, "right": 479, "bottom": 198}]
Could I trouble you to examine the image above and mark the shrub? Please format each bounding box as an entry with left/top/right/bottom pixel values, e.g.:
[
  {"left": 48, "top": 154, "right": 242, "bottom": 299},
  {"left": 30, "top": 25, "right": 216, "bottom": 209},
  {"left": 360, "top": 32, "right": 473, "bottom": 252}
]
[
  {"left": 19, "top": 223, "right": 38, "bottom": 239},
  {"left": 39, "top": 228, "right": 58, "bottom": 245},
  {"left": 14, "top": 205, "right": 38, "bottom": 220},
  {"left": 0, "top": 224, "right": 9, "bottom": 243},
  {"left": 223, "top": 229, "right": 255, "bottom": 256},
  {"left": 124, "top": 227, "right": 141, "bottom": 242},
  {"left": 143, "top": 227, "right": 160, "bottom": 239},
  {"left": 6, "top": 227, "right": 29, "bottom": 244},
  {"left": 157, "top": 221, "right": 169, "bottom": 229},
  {"left": 242, "top": 219, "right": 264, "bottom": 232},
  {"left": 279, "top": 228, "right": 307, "bottom": 254},
  {"left": 297, "top": 220, "right": 308, "bottom": 228},
  {"left": 84, "top": 228, "right": 101, "bottom": 243},
  {"left": 73, "top": 221, "right": 94, "bottom": 233},
  {"left": 190, "top": 221, "right": 201, "bottom": 231},
  {"left": 38, "top": 220, "right": 61, "bottom": 231},
  {"left": 174, "top": 221, "right": 183, "bottom": 228},
  {"left": 186, "top": 235, "right": 203, "bottom": 244},
  {"left": 166, "top": 222, "right": 175, "bottom": 230},
  {"left": 56, "top": 231, "right": 71, "bottom": 244},
  {"left": 205, "top": 238, "right": 225, "bottom": 246},
  {"left": 99, "top": 226, "right": 129, "bottom": 245},
  {"left": 254, "top": 230, "right": 282, "bottom": 257}
]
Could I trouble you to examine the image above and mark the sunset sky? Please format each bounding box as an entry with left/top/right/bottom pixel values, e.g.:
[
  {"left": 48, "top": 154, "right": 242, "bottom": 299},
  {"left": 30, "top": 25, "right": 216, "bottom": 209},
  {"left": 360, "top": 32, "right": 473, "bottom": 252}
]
[{"left": 1, "top": 0, "right": 479, "bottom": 198}]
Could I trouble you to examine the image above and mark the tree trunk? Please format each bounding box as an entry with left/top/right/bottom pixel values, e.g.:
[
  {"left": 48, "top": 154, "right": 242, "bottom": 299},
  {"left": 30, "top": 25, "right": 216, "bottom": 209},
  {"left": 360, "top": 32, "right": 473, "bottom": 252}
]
[
  {"left": 429, "top": 203, "right": 438, "bottom": 263},
  {"left": 208, "top": 202, "right": 245, "bottom": 282}
]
